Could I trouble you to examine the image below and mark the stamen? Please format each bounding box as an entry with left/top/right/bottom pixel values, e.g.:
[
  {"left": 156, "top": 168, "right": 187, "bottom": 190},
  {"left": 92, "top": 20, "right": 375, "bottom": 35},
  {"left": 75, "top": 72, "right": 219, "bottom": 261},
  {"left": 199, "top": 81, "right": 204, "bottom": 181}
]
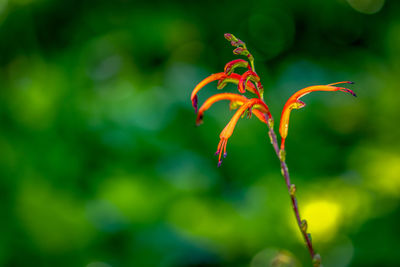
[
  {"left": 223, "top": 141, "right": 227, "bottom": 158},
  {"left": 328, "top": 81, "right": 354, "bottom": 86},
  {"left": 339, "top": 88, "right": 357, "bottom": 97},
  {"left": 217, "top": 139, "right": 228, "bottom": 166}
]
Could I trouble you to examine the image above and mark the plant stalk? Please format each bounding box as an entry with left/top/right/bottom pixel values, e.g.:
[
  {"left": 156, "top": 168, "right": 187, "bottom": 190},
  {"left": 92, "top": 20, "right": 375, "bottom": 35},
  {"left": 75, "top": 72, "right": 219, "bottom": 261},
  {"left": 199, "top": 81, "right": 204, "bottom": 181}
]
[{"left": 266, "top": 121, "right": 321, "bottom": 267}]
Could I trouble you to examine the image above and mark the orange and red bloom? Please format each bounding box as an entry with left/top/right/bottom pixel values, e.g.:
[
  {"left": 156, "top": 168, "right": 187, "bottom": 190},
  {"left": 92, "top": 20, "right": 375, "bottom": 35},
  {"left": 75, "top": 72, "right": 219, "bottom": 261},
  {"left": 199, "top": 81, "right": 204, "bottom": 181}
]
[
  {"left": 191, "top": 33, "right": 356, "bottom": 166},
  {"left": 279, "top": 82, "right": 356, "bottom": 150}
]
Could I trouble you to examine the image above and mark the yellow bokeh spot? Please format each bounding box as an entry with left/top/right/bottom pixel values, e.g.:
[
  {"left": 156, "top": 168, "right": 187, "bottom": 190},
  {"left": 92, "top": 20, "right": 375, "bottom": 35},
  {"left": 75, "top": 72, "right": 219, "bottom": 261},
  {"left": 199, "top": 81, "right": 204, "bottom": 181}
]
[
  {"left": 303, "top": 200, "right": 341, "bottom": 241},
  {"left": 366, "top": 152, "right": 400, "bottom": 197}
]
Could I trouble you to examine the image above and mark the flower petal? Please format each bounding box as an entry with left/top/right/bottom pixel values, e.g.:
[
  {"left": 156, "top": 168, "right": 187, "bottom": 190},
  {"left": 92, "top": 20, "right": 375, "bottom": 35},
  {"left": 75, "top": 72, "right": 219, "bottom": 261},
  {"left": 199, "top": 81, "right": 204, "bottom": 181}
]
[
  {"left": 279, "top": 84, "right": 356, "bottom": 150},
  {"left": 196, "top": 93, "right": 249, "bottom": 126},
  {"left": 217, "top": 73, "right": 258, "bottom": 94},
  {"left": 279, "top": 100, "right": 306, "bottom": 142},
  {"left": 224, "top": 59, "right": 251, "bottom": 75},
  {"left": 252, "top": 109, "right": 268, "bottom": 124},
  {"left": 328, "top": 81, "right": 354, "bottom": 86},
  {"left": 238, "top": 70, "right": 261, "bottom": 98},
  {"left": 287, "top": 84, "right": 355, "bottom": 103},
  {"left": 191, "top": 73, "right": 227, "bottom": 113},
  {"left": 216, "top": 98, "right": 269, "bottom": 166}
]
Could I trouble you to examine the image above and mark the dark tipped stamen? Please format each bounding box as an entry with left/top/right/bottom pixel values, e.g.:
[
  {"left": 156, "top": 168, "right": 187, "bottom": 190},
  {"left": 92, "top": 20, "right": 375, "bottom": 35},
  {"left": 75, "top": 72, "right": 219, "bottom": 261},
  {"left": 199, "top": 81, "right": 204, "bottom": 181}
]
[
  {"left": 348, "top": 90, "right": 357, "bottom": 97},
  {"left": 340, "top": 88, "right": 357, "bottom": 97},
  {"left": 217, "top": 161, "right": 222, "bottom": 168},
  {"left": 215, "top": 150, "right": 220, "bottom": 156},
  {"left": 223, "top": 152, "right": 227, "bottom": 158}
]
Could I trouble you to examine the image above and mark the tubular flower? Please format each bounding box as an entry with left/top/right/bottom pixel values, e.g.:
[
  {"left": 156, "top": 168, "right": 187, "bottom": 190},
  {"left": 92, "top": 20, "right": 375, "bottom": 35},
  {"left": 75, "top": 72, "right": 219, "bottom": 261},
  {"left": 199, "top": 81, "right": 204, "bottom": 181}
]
[
  {"left": 191, "top": 33, "right": 357, "bottom": 266},
  {"left": 196, "top": 93, "right": 249, "bottom": 126},
  {"left": 216, "top": 98, "right": 270, "bottom": 167},
  {"left": 279, "top": 81, "right": 356, "bottom": 151},
  {"left": 191, "top": 72, "right": 258, "bottom": 113},
  {"left": 238, "top": 70, "right": 262, "bottom": 98},
  {"left": 224, "top": 59, "right": 251, "bottom": 75},
  {"left": 217, "top": 73, "right": 259, "bottom": 96},
  {"left": 195, "top": 92, "right": 271, "bottom": 166},
  {"left": 191, "top": 33, "right": 273, "bottom": 166},
  {"left": 196, "top": 93, "right": 271, "bottom": 126}
]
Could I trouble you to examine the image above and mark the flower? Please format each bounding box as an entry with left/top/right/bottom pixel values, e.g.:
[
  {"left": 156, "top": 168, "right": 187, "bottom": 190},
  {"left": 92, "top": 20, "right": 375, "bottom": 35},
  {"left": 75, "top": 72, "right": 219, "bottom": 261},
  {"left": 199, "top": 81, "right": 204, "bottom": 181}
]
[
  {"left": 190, "top": 56, "right": 263, "bottom": 114},
  {"left": 196, "top": 93, "right": 248, "bottom": 126},
  {"left": 224, "top": 59, "right": 251, "bottom": 75},
  {"left": 215, "top": 98, "right": 270, "bottom": 166},
  {"left": 191, "top": 33, "right": 271, "bottom": 166},
  {"left": 279, "top": 81, "right": 356, "bottom": 151}
]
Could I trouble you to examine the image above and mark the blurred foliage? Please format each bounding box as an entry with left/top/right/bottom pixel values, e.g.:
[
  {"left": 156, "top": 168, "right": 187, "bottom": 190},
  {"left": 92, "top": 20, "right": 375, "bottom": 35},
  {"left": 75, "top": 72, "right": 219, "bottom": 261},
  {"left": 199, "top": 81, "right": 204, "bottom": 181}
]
[{"left": 0, "top": 0, "right": 399, "bottom": 266}]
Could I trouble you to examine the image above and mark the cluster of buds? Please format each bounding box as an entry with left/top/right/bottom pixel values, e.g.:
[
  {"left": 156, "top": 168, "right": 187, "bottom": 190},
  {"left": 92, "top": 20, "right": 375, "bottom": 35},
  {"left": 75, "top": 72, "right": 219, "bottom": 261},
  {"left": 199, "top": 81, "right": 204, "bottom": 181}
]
[{"left": 191, "top": 33, "right": 356, "bottom": 166}]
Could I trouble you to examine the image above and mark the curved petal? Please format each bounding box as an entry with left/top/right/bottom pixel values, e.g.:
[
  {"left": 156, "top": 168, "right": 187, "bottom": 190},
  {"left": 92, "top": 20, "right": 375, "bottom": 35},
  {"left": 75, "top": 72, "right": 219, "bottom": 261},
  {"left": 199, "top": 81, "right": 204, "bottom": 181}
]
[
  {"left": 217, "top": 73, "right": 258, "bottom": 94},
  {"left": 279, "top": 84, "right": 356, "bottom": 150},
  {"left": 196, "top": 93, "right": 249, "bottom": 125},
  {"left": 224, "top": 59, "right": 251, "bottom": 75},
  {"left": 252, "top": 109, "right": 268, "bottom": 124},
  {"left": 216, "top": 98, "right": 269, "bottom": 166},
  {"left": 328, "top": 81, "right": 354, "bottom": 86},
  {"left": 279, "top": 100, "right": 306, "bottom": 144},
  {"left": 238, "top": 70, "right": 261, "bottom": 97},
  {"left": 191, "top": 73, "right": 227, "bottom": 113},
  {"left": 286, "top": 84, "right": 356, "bottom": 104},
  {"left": 191, "top": 72, "right": 260, "bottom": 113}
]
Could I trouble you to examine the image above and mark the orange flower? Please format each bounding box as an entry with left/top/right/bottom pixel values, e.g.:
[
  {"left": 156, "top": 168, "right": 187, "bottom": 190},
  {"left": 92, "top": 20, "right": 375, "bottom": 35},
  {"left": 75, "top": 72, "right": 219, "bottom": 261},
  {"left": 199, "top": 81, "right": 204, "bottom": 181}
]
[
  {"left": 196, "top": 93, "right": 249, "bottom": 126},
  {"left": 191, "top": 72, "right": 258, "bottom": 113},
  {"left": 193, "top": 91, "right": 271, "bottom": 166},
  {"left": 196, "top": 93, "right": 270, "bottom": 125},
  {"left": 215, "top": 98, "right": 270, "bottom": 167},
  {"left": 279, "top": 81, "right": 356, "bottom": 150},
  {"left": 191, "top": 34, "right": 272, "bottom": 166}
]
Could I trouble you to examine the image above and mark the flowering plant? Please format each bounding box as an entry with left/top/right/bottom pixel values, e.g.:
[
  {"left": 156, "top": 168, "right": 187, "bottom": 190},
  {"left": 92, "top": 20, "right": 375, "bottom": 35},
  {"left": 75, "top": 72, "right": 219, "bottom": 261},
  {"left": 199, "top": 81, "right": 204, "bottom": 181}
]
[{"left": 191, "top": 33, "right": 356, "bottom": 266}]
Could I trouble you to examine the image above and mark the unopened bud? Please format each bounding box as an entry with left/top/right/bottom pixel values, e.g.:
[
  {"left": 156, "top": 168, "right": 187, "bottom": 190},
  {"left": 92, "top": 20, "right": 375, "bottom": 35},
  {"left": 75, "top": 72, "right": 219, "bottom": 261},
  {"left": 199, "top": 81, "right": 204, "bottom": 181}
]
[
  {"left": 233, "top": 47, "right": 245, "bottom": 55},
  {"left": 301, "top": 219, "right": 307, "bottom": 232},
  {"left": 290, "top": 184, "right": 296, "bottom": 196},
  {"left": 224, "top": 33, "right": 235, "bottom": 42},
  {"left": 267, "top": 118, "right": 274, "bottom": 128},
  {"left": 233, "top": 47, "right": 249, "bottom": 56},
  {"left": 279, "top": 149, "right": 286, "bottom": 161}
]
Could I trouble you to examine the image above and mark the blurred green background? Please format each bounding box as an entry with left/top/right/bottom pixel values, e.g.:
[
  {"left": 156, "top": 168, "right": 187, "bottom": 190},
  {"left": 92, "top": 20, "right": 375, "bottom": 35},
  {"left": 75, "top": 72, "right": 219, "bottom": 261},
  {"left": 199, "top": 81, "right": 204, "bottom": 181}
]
[{"left": 0, "top": 0, "right": 399, "bottom": 266}]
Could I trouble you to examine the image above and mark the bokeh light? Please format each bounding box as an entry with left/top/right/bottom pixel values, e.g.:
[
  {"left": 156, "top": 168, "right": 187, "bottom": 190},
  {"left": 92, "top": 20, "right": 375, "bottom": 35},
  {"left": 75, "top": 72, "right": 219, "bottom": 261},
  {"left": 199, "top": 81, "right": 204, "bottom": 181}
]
[
  {"left": 347, "top": 0, "right": 385, "bottom": 14},
  {"left": 303, "top": 200, "right": 341, "bottom": 241}
]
